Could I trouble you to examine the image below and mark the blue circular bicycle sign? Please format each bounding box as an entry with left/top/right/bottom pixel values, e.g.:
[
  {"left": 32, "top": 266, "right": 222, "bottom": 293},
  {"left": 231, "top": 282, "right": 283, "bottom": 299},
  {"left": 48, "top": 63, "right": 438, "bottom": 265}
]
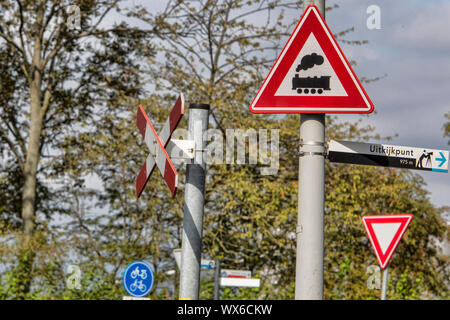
[{"left": 122, "top": 261, "right": 154, "bottom": 297}]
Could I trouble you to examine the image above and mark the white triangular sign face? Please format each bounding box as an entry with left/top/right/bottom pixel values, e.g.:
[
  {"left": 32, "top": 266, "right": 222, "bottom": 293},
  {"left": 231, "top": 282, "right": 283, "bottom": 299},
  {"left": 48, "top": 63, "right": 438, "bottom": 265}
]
[
  {"left": 275, "top": 33, "right": 347, "bottom": 97},
  {"left": 362, "top": 215, "right": 413, "bottom": 269},
  {"left": 371, "top": 222, "right": 401, "bottom": 255}
]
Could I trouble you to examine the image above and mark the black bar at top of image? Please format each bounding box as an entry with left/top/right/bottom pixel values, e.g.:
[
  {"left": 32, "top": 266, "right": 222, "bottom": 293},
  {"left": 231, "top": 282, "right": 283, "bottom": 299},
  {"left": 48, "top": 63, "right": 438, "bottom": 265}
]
[{"left": 327, "top": 151, "right": 432, "bottom": 171}]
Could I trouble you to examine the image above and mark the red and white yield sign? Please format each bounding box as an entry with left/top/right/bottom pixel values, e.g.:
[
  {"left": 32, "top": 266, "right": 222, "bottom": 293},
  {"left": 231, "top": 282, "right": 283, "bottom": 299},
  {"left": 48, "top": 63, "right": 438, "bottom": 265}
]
[
  {"left": 362, "top": 214, "right": 413, "bottom": 269},
  {"left": 249, "top": 5, "right": 373, "bottom": 113},
  {"left": 136, "top": 94, "right": 184, "bottom": 197}
]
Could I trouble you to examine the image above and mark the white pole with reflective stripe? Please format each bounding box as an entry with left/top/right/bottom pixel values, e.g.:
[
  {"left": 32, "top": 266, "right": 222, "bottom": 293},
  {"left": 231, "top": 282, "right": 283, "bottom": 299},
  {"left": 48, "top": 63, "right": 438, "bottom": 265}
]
[
  {"left": 295, "top": 0, "right": 326, "bottom": 301},
  {"left": 179, "top": 103, "right": 210, "bottom": 300}
]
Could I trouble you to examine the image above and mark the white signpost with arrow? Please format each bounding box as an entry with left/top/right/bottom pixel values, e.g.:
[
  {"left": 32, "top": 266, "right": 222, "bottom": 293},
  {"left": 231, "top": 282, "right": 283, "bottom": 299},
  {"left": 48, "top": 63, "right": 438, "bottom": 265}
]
[{"left": 328, "top": 140, "right": 448, "bottom": 173}]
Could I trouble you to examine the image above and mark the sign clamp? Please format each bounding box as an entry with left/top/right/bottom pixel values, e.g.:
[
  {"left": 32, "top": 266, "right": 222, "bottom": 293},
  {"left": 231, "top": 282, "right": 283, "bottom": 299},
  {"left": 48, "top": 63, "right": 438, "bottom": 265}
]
[{"left": 299, "top": 140, "right": 328, "bottom": 157}]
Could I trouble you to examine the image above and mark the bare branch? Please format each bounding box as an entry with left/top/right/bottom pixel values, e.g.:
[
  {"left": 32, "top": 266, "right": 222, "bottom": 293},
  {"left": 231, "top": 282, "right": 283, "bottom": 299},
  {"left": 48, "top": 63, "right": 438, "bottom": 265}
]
[
  {"left": 15, "top": 0, "right": 29, "bottom": 63},
  {"left": 0, "top": 125, "right": 25, "bottom": 172}
]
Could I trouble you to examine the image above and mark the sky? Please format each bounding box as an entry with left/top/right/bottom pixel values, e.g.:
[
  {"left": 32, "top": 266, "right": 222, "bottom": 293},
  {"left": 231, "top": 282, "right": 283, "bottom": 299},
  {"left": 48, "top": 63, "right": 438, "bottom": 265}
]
[{"left": 322, "top": 0, "right": 450, "bottom": 209}]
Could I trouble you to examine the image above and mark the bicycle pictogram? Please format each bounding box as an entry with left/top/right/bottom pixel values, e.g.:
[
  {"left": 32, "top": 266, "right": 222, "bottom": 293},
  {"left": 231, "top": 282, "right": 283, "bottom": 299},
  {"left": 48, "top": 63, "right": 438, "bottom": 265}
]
[
  {"left": 131, "top": 267, "right": 147, "bottom": 279},
  {"left": 122, "top": 261, "right": 154, "bottom": 297},
  {"left": 130, "top": 279, "right": 147, "bottom": 293}
]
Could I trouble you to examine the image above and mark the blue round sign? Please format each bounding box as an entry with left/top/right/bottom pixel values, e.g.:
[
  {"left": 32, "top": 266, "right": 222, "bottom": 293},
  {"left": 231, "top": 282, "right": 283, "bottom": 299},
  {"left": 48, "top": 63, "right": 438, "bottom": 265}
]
[{"left": 122, "top": 261, "right": 154, "bottom": 297}]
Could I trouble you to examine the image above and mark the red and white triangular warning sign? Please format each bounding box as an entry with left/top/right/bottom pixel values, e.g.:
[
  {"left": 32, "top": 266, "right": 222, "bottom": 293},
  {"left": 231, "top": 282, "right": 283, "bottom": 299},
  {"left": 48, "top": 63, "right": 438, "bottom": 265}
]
[
  {"left": 362, "top": 214, "right": 413, "bottom": 269},
  {"left": 249, "top": 5, "right": 374, "bottom": 113}
]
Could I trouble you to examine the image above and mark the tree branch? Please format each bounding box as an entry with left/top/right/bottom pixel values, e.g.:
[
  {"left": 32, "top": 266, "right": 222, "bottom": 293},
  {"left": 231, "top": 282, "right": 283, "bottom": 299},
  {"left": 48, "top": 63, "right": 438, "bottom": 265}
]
[{"left": 0, "top": 126, "right": 25, "bottom": 172}]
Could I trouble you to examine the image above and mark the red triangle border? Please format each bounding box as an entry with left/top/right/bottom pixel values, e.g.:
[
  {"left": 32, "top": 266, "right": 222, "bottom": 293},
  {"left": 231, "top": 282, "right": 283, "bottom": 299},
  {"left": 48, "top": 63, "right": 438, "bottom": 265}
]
[
  {"left": 362, "top": 214, "right": 413, "bottom": 269},
  {"left": 249, "top": 5, "right": 374, "bottom": 114}
]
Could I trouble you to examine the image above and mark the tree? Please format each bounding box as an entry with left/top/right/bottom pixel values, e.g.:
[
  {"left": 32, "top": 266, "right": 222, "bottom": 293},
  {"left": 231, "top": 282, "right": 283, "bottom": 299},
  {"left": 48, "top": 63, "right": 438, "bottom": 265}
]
[{"left": 0, "top": 0, "right": 154, "bottom": 298}]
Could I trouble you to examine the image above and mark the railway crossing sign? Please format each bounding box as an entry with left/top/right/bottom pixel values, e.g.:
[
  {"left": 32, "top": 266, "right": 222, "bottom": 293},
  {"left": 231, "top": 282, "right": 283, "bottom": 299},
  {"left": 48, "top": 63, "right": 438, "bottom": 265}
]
[
  {"left": 362, "top": 215, "right": 413, "bottom": 269},
  {"left": 328, "top": 140, "right": 449, "bottom": 173},
  {"left": 249, "top": 5, "right": 373, "bottom": 113},
  {"left": 136, "top": 94, "right": 185, "bottom": 197}
]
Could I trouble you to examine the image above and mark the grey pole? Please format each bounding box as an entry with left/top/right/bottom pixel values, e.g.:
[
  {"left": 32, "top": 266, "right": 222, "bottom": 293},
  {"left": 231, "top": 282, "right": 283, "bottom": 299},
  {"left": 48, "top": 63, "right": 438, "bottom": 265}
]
[
  {"left": 213, "top": 260, "right": 221, "bottom": 300},
  {"left": 295, "top": 0, "right": 326, "bottom": 301},
  {"left": 179, "top": 103, "right": 210, "bottom": 300},
  {"left": 381, "top": 264, "right": 389, "bottom": 300}
]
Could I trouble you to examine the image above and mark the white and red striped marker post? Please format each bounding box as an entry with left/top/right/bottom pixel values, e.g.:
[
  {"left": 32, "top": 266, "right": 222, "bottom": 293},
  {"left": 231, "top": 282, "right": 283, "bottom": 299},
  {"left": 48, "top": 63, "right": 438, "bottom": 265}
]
[{"left": 135, "top": 94, "right": 184, "bottom": 197}]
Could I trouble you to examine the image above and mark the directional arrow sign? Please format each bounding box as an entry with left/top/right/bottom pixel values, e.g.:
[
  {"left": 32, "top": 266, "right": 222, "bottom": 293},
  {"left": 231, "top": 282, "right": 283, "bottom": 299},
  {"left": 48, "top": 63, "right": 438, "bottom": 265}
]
[
  {"left": 328, "top": 140, "right": 449, "bottom": 173},
  {"left": 136, "top": 94, "right": 184, "bottom": 197},
  {"left": 362, "top": 215, "right": 413, "bottom": 269},
  {"left": 249, "top": 5, "right": 373, "bottom": 113},
  {"left": 436, "top": 152, "right": 447, "bottom": 168}
]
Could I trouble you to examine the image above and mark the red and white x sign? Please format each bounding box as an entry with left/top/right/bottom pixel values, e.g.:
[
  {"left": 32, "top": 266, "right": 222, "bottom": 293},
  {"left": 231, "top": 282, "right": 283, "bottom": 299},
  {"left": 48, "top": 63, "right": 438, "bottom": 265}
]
[{"left": 136, "top": 94, "right": 184, "bottom": 197}]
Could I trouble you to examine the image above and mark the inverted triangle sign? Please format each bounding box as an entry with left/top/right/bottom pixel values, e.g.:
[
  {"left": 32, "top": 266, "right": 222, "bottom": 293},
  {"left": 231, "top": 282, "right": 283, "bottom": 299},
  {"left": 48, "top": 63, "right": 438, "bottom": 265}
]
[
  {"left": 362, "top": 214, "right": 413, "bottom": 269},
  {"left": 249, "top": 5, "right": 374, "bottom": 113}
]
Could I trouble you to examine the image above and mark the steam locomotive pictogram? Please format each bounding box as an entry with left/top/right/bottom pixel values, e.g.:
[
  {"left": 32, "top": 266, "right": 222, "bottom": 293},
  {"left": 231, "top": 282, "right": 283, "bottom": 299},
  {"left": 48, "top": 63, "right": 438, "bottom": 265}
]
[
  {"left": 292, "top": 75, "right": 331, "bottom": 94},
  {"left": 292, "top": 52, "right": 331, "bottom": 94}
]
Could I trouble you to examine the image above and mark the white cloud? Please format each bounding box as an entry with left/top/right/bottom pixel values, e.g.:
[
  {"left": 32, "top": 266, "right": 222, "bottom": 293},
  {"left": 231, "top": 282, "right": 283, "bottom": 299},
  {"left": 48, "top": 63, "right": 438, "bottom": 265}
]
[{"left": 389, "top": 1, "right": 450, "bottom": 50}]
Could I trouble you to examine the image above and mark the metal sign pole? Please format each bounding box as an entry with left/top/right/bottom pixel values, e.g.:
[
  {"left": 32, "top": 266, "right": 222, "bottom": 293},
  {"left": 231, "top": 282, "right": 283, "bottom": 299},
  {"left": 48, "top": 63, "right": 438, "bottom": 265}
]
[
  {"left": 213, "top": 260, "right": 221, "bottom": 300},
  {"left": 295, "top": 0, "right": 326, "bottom": 301},
  {"left": 179, "top": 103, "right": 210, "bottom": 300},
  {"left": 381, "top": 264, "right": 389, "bottom": 300}
]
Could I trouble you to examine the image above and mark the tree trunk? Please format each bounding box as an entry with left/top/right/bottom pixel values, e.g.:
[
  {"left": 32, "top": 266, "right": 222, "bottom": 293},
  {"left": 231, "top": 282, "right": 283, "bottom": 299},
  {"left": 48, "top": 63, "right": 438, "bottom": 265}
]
[
  {"left": 21, "top": 78, "right": 43, "bottom": 240},
  {"left": 15, "top": 73, "right": 43, "bottom": 298},
  {"left": 18, "top": 3, "right": 45, "bottom": 294}
]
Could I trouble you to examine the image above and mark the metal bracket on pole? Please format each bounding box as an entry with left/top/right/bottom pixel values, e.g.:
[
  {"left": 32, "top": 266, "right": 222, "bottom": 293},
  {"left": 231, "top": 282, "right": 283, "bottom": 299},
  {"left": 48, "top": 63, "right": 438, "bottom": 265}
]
[
  {"left": 167, "top": 139, "right": 195, "bottom": 160},
  {"left": 299, "top": 139, "right": 328, "bottom": 157},
  {"left": 299, "top": 140, "right": 326, "bottom": 147},
  {"left": 299, "top": 151, "right": 328, "bottom": 157}
]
